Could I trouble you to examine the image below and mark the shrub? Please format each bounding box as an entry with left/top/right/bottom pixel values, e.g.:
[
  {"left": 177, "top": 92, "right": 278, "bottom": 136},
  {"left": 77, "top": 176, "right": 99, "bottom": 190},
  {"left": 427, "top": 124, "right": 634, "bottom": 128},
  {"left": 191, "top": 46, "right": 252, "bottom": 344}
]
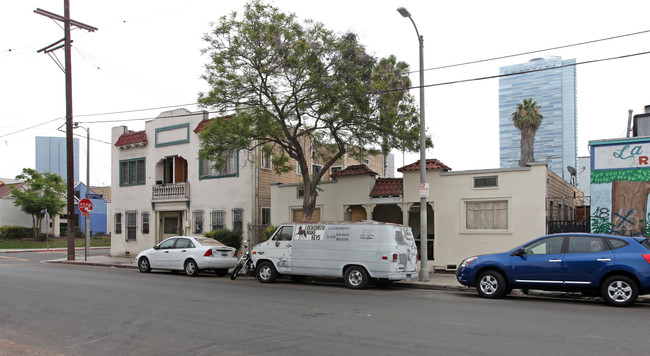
[
  {"left": 37, "top": 233, "right": 48, "bottom": 241},
  {"left": 0, "top": 226, "right": 33, "bottom": 239},
  {"left": 203, "top": 229, "right": 242, "bottom": 250},
  {"left": 264, "top": 225, "right": 279, "bottom": 241}
]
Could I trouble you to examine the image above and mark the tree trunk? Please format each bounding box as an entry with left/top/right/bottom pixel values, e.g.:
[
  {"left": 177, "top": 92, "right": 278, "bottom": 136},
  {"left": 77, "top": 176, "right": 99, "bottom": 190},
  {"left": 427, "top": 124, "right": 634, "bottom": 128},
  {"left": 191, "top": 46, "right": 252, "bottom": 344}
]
[{"left": 519, "top": 126, "right": 536, "bottom": 166}]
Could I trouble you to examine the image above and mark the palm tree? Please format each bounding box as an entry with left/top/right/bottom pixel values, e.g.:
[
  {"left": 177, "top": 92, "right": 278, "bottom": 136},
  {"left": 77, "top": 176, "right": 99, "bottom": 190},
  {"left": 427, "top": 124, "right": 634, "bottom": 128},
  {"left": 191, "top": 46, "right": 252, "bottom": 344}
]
[{"left": 511, "top": 98, "right": 543, "bottom": 167}]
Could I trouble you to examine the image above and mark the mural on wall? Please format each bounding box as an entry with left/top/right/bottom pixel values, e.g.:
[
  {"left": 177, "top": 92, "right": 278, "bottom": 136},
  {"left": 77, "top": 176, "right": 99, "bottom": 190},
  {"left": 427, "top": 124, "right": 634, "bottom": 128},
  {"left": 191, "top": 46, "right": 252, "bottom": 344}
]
[{"left": 591, "top": 141, "right": 650, "bottom": 237}]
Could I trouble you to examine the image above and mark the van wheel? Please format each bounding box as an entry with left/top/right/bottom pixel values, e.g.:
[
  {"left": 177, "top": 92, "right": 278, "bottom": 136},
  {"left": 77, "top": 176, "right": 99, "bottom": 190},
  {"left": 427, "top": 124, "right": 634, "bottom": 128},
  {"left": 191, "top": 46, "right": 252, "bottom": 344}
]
[
  {"left": 344, "top": 266, "right": 369, "bottom": 289},
  {"left": 256, "top": 261, "right": 278, "bottom": 283}
]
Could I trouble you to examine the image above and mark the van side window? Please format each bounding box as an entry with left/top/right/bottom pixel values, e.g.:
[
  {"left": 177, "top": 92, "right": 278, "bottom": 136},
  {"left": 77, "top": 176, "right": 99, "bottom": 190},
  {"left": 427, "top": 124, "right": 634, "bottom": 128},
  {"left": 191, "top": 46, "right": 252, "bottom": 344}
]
[{"left": 274, "top": 226, "right": 294, "bottom": 241}]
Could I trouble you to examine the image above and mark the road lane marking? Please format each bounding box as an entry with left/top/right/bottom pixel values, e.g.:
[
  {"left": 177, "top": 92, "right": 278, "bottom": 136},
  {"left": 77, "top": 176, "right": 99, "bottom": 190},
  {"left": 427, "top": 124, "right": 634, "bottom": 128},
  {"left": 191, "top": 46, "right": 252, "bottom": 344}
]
[{"left": 0, "top": 255, "right": 29, "bottom": 262}]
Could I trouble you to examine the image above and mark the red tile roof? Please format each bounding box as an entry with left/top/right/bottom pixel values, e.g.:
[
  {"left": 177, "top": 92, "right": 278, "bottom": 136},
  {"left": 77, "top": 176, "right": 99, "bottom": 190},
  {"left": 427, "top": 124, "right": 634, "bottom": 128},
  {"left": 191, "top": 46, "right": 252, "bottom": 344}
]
[
  {"left": 193, "top": 115, "right": 235, "bottom": 133},
  {"left": 193, "top": 118, "right": 213, "bottom": 133},
  {"left": 397, "top": 159, "right": 451, "bottom": 172},
  {"left": 370, "top": 178, "right": 403, "bottom": 197},
  {"left": 115, "top": 130, "right": 147, "bottom": 147},
  {"left": 0, "top": 181, "right": 25, "bottom": 198},
  {"left": 331, "top": 164, "right": 378, "bottom": 178}
]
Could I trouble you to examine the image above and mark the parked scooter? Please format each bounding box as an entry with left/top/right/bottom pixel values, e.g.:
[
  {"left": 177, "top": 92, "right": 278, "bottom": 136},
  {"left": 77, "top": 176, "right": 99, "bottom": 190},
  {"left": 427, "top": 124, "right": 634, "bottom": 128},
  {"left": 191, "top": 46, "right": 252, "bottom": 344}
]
[{"left": 230, "top": 247, "right": 254, "bottom": 280}]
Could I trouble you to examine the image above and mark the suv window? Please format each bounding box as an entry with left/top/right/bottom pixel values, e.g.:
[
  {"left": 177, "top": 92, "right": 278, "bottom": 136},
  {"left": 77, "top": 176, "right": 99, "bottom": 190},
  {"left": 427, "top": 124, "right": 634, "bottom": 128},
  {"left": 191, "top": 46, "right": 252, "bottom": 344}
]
[
  {"left": 567, "top": 235, "right": 608, "bottom": 253},
  {"left": 524, "top": 236, "right": 564, "bottom": 255}
]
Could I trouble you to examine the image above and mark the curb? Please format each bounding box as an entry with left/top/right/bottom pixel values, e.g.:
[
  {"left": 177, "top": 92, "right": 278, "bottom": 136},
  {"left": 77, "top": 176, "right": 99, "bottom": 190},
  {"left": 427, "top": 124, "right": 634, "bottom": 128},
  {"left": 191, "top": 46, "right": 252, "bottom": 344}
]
[
  {"left": 1, "top": 247, "right": 110, "bottom": 254},
  {"left": 46, "top": 260, "right": 138, "bottom": 269}
]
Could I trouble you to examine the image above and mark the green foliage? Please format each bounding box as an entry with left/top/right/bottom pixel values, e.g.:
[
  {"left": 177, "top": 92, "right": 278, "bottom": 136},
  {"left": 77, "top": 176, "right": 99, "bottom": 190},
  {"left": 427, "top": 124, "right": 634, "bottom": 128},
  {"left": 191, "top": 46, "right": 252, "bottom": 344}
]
[
  {"left": 204, "top": 229, "right": 243, "bottom": 250},
  {"left": 591, "top": 216, "right": 614, "bottom": 234},
  {"left": 511, "top": 98, "right": 543, "bottom": 166},
  {"left": 11, "top": 168, "right": 66, "bottom": 238},
  {"left": 591, "top": 169, "right": 650, "bottom": 184},
  {"left": 264, "top": 225, "right": 279, "bottom": 241},
  {"left": 198, "top": 1, "right": 423, "bottom": 221},
  {"left": 0, "top": 226, "right": 33, "bottom": 239},
  {"left": 60, "top": 226, "right": 83, "bottom": 238}
]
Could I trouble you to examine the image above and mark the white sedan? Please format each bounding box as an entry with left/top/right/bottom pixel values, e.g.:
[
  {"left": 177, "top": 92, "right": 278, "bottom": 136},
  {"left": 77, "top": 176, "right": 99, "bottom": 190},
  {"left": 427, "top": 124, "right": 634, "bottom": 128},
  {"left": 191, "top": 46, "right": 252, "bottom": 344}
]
[{"left": 136, "top": 236, "right": 238, "bottom": 276}]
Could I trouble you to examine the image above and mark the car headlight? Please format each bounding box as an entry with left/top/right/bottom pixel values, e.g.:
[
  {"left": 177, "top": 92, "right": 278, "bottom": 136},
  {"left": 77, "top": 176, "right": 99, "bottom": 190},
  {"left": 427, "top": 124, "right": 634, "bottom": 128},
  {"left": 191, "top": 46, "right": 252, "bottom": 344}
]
[{"left": 459, "top": 256, "right": 477, "bottom": 268}]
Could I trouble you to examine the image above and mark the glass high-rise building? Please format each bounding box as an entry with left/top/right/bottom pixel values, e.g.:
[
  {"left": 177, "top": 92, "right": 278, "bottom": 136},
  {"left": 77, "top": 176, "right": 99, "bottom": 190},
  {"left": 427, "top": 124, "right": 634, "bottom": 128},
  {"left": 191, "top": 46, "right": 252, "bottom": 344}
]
[
  {"left": 499, "top": 56, "right": 577, "bottom": 181},
  {"left": 35, "top": 136, "right": 79, "bottom": 183}
]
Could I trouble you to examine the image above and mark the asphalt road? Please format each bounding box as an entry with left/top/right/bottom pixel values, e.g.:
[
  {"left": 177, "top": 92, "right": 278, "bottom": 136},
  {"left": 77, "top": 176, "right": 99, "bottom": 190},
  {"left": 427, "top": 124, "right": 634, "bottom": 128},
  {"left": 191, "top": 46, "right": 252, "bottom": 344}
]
[{"left": 1, "top": 254, "right": 650, "bottom": 355}]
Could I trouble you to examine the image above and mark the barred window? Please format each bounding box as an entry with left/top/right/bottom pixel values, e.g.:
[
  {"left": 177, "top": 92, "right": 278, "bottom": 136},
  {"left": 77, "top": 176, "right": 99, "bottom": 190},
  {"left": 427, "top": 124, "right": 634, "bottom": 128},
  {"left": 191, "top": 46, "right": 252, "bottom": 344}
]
[
  {"left": 126, "top": 211, "right": 137, "bottom": 241},
  {"left": 193, "top": 210, "right": 204, "bottom": 234},
  {"left": 232, "top": 208, "right": 243, "bottom": 232},
  {"left": 141, "top": 212, "right": 149, "bottom": 234},
  {"left": 473, "top": 175, "right": 498, "bottom": 188},
  {"left": 211, "top": 209, "right": 226, "bottom": 230}
]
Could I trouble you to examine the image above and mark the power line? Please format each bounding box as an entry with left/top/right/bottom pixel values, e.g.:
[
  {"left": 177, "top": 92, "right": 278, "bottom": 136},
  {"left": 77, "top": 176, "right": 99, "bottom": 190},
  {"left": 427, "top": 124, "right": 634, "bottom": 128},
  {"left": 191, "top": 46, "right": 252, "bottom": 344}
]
[
  {"left": 0, "top": 118, "right": 63, "bottom": 139},
  {"left": 419, "top": 28, "right": 650, "bottom": 73}
]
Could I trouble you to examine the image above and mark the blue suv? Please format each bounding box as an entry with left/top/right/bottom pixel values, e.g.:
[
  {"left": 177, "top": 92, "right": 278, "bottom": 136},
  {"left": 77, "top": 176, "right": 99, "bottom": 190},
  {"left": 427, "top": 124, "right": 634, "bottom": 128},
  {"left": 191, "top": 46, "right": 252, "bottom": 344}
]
[{"left": 456, "top": 233, "right": 650, "bottom": 307}]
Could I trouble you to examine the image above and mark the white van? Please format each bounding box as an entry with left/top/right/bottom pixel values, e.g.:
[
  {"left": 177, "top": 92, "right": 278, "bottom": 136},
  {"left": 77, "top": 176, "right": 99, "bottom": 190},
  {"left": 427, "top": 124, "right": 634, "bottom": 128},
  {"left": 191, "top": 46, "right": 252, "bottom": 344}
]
[{"left": 250, "top": 221, "right": 418, "bottom": 289}]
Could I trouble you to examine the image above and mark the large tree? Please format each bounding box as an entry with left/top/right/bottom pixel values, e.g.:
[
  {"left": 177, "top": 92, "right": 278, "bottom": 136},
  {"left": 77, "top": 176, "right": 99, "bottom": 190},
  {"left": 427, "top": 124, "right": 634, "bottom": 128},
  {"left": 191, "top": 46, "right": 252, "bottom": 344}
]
[
  {"left": 511, "top": 98, "right": 543, "bottom": 166},
  {"left": 11, "top": 168, "right": 66, "bottom": 238},
  {"left": 198, "top": 1, "right": 423, "bottom": 221}
]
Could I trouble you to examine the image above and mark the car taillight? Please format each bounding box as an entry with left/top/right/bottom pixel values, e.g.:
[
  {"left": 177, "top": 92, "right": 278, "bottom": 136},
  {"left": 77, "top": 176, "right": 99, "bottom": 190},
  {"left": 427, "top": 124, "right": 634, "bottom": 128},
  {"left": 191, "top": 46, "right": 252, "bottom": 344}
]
[
  {"left": 392, "top": 253, "right": 398, "bottom": 262},
  {"left": 204, "top": 249, "right": 213, "bottom": 257},
  {"left": 643, "top": 254, "right": 650, "bottom": 264}
]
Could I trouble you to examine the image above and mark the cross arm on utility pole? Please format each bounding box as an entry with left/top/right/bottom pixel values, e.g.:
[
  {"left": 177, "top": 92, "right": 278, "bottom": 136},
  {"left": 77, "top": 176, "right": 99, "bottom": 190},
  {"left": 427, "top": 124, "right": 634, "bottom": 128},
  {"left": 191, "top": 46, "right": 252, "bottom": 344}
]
[{"left": 34, "top": 8, "right": 98, "bottom": 32}]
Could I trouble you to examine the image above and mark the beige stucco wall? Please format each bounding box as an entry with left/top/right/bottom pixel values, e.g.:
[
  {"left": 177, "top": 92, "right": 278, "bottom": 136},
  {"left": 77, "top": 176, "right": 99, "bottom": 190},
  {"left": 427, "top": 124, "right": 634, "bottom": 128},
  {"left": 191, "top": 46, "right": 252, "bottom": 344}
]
[
  {"left": 418, "top": 164, "right": 548, "bottom": 268},
  {"left": 273, "top": 163, "right": 550, "bottom": 270}
]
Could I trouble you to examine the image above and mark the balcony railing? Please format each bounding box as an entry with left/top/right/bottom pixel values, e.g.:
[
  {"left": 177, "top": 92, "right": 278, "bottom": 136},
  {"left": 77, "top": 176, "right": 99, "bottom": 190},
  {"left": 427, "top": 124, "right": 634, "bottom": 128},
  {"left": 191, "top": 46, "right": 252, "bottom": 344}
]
[{"left": 152, "top": 182, "right": 190, "bottom": 201}]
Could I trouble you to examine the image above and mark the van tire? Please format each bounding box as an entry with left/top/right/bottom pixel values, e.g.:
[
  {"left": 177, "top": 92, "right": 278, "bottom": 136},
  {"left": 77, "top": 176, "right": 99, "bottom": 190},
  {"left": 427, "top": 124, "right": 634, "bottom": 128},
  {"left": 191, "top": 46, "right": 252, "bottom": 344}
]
[
  {"left": 344, "top": 266, "right": 369, "bottom": 289},
  {"left": 257, "top": 261, "right": 278, "bottom": 283}
]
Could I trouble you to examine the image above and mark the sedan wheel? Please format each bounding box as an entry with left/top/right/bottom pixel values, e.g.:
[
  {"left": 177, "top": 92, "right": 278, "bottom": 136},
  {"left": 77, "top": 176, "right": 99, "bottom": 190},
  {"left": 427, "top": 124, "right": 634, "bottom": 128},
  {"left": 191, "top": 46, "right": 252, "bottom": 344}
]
[
  {"left": 184, "top": 259, "right": 199, "bottom": 277},
  {"left": 601, "top": 275, "right": 638, "bottom": 307},
  {"left": 477, "top": 271, "right": 506, "bottom": 298},
  {"left": 138, "top": 257, "right": 151, "bottom": 273}
]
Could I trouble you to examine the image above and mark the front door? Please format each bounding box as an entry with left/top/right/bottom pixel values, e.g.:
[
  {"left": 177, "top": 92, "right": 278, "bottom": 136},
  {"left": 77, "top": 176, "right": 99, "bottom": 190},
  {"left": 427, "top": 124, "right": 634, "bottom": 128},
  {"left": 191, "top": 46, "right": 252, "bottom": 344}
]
[
  {"left": 162, "top": 215, "right": 181, "bottom": 240},
  {"left": 267, "top": 225, "right": 294, "bottom": 273}
]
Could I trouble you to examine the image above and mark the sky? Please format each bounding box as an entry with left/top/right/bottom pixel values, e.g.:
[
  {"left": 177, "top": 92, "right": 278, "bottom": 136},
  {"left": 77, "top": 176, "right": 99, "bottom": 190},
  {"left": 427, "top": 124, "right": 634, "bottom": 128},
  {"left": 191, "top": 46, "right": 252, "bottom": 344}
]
[{"left": 2, "top": 0, "right": 650, "bottom": 186}]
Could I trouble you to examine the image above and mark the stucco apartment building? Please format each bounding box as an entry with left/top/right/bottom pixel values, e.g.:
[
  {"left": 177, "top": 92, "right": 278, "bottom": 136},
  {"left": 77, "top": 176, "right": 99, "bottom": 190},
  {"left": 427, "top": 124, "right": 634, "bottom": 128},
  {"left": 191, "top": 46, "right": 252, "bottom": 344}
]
[
  {"left": 271, "top": 160, "right": 582, "bottom": 270},
  {"left": 110, "top": 108, "right": 383, "bottom": 257}
]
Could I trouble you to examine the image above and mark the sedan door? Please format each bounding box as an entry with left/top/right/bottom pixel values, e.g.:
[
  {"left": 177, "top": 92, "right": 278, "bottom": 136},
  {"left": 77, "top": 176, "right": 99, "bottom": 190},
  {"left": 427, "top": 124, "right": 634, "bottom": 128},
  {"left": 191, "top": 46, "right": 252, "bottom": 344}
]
[
  {"left": 168, "top": 238, "right": 194, "bottom": 269},
  {"left": 562, "top": 235, "right": 614, "bottom": 288},
  {"left": 510, "top": 235, "right": 565, "bottom": 288},
  {"left": 150, "top": 238, "right": 177, "bottom": 268}
]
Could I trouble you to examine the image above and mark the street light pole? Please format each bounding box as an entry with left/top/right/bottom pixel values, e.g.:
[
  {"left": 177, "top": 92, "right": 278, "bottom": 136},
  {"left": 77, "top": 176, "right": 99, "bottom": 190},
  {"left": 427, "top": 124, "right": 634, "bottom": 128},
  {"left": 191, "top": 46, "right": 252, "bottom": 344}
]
[{"left": 397, "top": 7, "right": 429, "bottom": 281}]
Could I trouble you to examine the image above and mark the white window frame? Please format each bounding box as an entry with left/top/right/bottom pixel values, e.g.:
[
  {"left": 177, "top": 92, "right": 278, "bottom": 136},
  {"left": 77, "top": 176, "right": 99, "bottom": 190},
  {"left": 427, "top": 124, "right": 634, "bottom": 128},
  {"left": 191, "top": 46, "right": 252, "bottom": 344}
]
[
  {"left": 126, "top": 211, "right": 137, "bottom": 241},
  {"left": 141, "top": 212, "right": 149, "bottom": 234},
  {"left": 460, "top": 197, "right": 511, "bottom": 234},
  {"left": 261, "top": 149, "right": 272, "bottom": 170},
  {"left": 473, "top": 175, "right": 498, "bottom": 189}
]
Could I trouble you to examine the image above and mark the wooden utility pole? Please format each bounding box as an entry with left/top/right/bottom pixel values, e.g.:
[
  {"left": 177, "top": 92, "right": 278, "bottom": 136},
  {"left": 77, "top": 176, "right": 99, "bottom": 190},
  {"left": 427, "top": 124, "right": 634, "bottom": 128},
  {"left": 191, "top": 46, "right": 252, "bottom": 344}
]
[{"left": 35, "top": 1, "right": 97, "bottom": 260}]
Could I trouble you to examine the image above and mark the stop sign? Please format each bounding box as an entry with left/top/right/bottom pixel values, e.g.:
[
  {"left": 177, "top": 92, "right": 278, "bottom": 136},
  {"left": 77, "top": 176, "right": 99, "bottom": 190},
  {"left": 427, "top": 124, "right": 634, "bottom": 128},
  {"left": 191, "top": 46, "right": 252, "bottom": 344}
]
[{"left": 79, "top": 198, "right": 93, "bottom": 215}]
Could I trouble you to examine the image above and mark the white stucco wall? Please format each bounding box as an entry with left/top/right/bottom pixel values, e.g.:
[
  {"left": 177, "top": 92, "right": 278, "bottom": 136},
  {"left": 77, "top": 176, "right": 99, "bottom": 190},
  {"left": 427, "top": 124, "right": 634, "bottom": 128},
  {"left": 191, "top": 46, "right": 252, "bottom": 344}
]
[
  {"left": 0, "top": 198, "right": 33, "bottom": 228},
  {"left": 110, "top": 109, "right": 256, "bottom": 257}
]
